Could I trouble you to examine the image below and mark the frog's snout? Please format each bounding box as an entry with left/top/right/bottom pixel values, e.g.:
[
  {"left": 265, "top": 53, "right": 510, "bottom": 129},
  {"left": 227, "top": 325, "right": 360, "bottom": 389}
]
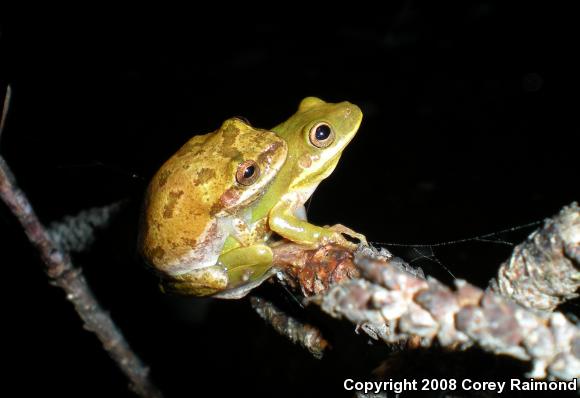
[{"left": 340, "top": 102, "right": 362, "bottom": 121}]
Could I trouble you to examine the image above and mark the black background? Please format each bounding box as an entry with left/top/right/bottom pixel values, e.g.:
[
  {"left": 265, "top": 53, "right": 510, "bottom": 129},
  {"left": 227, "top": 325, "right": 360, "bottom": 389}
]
[{"left": 0, "top": 3, "right": 577, "bottom": 397}]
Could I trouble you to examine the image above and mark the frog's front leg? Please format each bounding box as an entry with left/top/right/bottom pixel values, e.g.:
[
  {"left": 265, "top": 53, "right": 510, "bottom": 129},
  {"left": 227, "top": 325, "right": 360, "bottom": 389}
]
[{"left": 269, "top": 201, "right": 365, "bottom": 250}]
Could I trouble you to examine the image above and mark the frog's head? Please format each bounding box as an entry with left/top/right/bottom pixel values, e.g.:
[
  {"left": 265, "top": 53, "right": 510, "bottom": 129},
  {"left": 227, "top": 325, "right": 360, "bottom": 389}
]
[
  {"left": 273, "top": 97, "right": 362, "bottom": 190},
  {"left": 215, "top": 118, "right": 288, "bottom": 214}
]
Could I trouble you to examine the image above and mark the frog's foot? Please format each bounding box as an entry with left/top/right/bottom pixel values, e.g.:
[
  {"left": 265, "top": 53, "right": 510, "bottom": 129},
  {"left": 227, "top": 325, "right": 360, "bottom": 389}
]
[
  {"left": 159, "top": 265, "right": 229, "bottom": 297},
  {"left": 326, "top": 224, "right": 367, "bottom": 249}
]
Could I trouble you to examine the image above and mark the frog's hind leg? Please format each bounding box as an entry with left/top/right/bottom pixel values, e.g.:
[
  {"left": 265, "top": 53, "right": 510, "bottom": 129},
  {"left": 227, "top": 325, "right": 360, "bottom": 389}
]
[
  {"left": 214, "top": 244, "right": 275, "bottom": 296},
  {"left": 161, "top": 245, "right": 275, "bottom": 299}
]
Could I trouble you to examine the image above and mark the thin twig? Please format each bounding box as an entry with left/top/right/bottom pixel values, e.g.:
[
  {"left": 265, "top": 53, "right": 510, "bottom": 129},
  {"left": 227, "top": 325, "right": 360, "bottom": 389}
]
[
  {"left": 48, "top": 200, "right": 127, "bottom": 253},
  {"left": 250, "top": 296, "right": 329, "bottom": 359},
  {"left": 0, "top": 157, "right": 162, "bottom": 397},
  {"left": 0, "top": 89, "right": 162, "bottom": 397},
  {"left": 0, "top": 85, "right": 10, "bottom": 141}
]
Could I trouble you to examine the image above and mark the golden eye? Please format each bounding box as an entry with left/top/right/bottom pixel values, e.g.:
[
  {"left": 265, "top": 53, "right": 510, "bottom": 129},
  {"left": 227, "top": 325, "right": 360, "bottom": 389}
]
[
  {"left": 309, "top": 122, "right": 335, "bottom": 148},
  {"left": 236, "top": 160, "right": 260, "bottom": 186}
]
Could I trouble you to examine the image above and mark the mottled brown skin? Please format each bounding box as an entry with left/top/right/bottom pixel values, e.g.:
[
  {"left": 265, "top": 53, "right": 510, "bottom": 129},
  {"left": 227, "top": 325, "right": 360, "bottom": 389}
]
[{"left": 139, "top": 118, "right": 288, "bottom": 295}]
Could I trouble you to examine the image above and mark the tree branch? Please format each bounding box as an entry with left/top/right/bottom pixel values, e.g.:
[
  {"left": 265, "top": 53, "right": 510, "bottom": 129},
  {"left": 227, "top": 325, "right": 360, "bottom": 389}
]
[
  {"left": 0, "top": 89, "right": 162, "bottom": 398},
  {"left": 271, "top": 203, "right": 580, "bottom": 380},
  {"left": 489, "top": 202, "right": 580, "bottom": 312}
]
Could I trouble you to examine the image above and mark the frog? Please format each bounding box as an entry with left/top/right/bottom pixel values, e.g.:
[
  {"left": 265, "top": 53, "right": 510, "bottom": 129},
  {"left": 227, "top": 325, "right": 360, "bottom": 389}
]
[
  {"left": 139, "top": 117, "right": 288, "bottom": 298},
  {"left": 140, "top": 97, "right": 366, "bottom": 300},
  {"left": 249, "top": 96, "right": 367, "bottom": 250}
]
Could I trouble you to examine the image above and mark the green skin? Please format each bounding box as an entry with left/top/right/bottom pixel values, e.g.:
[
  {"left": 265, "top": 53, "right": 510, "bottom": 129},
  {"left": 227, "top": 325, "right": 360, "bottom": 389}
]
[{"left": 214, "top": 97, "right": 366, "bottom": 298}]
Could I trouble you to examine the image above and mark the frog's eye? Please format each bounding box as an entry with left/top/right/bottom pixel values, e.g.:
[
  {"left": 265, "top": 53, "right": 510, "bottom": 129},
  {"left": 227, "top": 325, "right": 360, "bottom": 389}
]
[
  {"left": 236, "top": 160, "right": 260, "bottom": 186},
  {"left": 309, "top": 122, "right": 335, "bottom": 148},
  {"left": 234, "top": 116, "right": 251, "bottom": 125}
]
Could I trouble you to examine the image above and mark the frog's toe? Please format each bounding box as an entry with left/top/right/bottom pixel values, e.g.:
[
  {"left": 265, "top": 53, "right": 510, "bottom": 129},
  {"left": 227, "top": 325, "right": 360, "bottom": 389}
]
[{"left": 328, "top": 224, "right": 367, "bottom": 247}]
